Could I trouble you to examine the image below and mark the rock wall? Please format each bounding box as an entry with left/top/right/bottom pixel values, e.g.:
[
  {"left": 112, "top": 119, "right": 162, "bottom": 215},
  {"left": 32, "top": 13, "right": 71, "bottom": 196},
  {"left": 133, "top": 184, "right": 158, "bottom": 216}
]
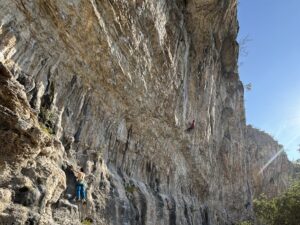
[
  {"left": 0, "top": 63, "right": 66, "bottom": 224},
  {"left": 0, "top": 1, "right": 291, "bottom": 225},
  {"left": 245, "top": 126, "right": 292, "bottom": 198}
]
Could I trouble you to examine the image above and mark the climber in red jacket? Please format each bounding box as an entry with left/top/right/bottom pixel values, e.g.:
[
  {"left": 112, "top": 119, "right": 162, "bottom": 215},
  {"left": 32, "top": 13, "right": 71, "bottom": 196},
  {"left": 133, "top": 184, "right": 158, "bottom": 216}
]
[{"left": 186, "top": 119, "right": 195, "bottom": 132}]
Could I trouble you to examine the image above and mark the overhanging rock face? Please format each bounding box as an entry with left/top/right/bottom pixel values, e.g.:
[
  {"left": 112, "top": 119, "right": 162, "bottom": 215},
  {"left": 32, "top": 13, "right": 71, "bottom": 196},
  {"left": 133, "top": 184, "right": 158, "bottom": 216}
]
[{"left": 0, "top": 1, "right": 291, "bottom": 224}]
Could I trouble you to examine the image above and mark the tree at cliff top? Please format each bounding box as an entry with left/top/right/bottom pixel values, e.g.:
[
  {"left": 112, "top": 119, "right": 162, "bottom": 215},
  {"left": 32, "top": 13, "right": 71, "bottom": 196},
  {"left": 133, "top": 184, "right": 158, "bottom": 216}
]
[{"left": 253, "top": 180, "right": 300, "bottom": 225}]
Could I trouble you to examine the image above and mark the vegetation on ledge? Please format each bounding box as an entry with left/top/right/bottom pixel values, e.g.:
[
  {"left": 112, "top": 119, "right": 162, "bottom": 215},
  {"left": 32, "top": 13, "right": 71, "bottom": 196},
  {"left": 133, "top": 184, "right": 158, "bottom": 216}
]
[{"left": 253, "top": 180, "right": 300, "bottom": 225}]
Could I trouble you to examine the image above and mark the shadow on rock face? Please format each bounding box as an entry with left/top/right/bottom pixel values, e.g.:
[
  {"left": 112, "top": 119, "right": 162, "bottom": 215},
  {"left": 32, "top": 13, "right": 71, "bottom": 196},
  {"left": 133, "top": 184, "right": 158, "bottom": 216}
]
[
  {"left": 62, "top": 165, "right": 77, "bottom": 200},
  {"left": 14, "top": 186, "right": 40, "bottom": 207},
  {"left": 25, "top": 216, "right": 39, "bottom": 225}
]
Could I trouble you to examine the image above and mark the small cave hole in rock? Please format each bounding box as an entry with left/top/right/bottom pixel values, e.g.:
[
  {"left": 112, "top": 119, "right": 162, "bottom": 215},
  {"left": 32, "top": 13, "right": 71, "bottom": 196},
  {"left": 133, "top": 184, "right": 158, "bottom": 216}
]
[
  {"left": 19, "top": 186, "right": 29, "bottom": 192},
  {"left": 14, "top": 186, "right": 37, "bottom": 207}
]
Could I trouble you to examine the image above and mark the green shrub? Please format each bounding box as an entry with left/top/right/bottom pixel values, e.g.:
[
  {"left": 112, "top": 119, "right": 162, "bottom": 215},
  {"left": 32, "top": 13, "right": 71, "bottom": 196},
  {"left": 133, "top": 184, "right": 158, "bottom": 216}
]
[
  {"left": 81, "top": 219, "right": 92, "bottom": 225},
  {"left": 254, "top": 181, "right": 300, "bottom": 225},
  {"left": 39, "top": 122, "right": 53, "bottom": 135},
  {"left": 125, "top": 184, "right": 136, "bottom": 193},
  {"left": 38, "top": 107, "right": 56, "bottom": 134}
]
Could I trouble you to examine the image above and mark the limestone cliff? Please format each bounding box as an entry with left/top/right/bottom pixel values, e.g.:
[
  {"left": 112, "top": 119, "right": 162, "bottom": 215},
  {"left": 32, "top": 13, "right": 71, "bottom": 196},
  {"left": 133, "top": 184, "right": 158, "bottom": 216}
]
[
  {"left": 245, "top": 125, "right": 292, "bottom": 198},
  {"left": 0, "top": 63, "right": 66, "bottom": 224},
  {"left": 0, "top": 1, "right": 292, "bottom": 225}
]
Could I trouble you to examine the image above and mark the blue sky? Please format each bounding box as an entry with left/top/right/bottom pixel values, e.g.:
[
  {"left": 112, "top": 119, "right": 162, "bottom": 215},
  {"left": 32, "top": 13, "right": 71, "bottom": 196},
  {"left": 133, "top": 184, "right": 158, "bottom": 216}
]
[{"left": 238, "top": 0, "right": 300, "bottom": 161}]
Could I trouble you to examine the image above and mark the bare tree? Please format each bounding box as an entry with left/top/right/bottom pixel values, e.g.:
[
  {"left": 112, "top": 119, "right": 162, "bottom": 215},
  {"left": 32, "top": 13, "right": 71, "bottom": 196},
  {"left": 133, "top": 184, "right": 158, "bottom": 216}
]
[
  {"left": 239, "top": 34, "right": 252, "bottom": 57},
  {"left": 238, "top": 34, "right": 252, "bottom": 67},
  {"left": 244, "top": 83, "right": 252, "bottom": 91}
]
